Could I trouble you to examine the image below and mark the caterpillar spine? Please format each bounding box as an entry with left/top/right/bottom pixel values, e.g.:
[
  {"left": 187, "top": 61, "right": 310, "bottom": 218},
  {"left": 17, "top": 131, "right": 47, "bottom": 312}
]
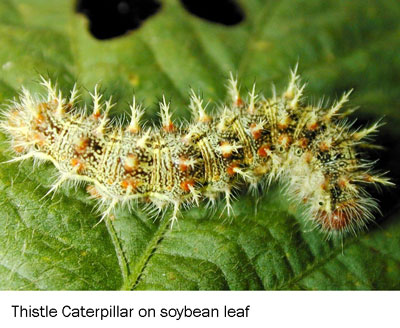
[{"left": 0, "top": 68, "right": 393, "bottom": 236}]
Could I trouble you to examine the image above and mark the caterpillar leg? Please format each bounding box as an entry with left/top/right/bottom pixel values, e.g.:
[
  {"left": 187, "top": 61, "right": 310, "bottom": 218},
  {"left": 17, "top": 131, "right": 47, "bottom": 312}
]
[{"left": 94, "top": 198, "right": 118, "bottom": 227}]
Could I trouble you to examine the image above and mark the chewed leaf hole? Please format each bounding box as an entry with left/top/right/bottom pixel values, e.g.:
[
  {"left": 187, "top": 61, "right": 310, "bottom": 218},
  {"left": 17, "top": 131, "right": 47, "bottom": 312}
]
[
  {"left": 180, "top": 0, "right": 244, "bottom": 26},
  {"left": 76, "top": 0, "right": 244, "bottom": 40},
  {"left": 76, "top": 0, "right": 161, "bottom": 40}
]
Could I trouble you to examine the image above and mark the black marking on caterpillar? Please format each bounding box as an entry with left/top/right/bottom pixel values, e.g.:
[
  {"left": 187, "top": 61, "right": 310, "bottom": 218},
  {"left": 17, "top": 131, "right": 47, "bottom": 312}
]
[{"left": 0, "top": 67, "right": 393, "bottom": 236}]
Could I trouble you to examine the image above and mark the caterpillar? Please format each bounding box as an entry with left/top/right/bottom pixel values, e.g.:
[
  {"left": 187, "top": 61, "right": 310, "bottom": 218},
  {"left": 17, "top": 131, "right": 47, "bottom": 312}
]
[{"left": 0, "top": 68, "right": 393, "bottom": 236}]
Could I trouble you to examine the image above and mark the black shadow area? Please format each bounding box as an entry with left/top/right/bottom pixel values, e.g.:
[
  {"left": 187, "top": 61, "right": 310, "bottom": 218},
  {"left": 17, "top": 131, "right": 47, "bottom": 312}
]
[{"left": 76, "top": 0, "right": 244, "bottom": 40}]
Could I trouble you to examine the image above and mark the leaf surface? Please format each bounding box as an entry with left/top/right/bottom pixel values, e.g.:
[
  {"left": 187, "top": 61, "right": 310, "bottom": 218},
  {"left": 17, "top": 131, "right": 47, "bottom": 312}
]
[{"left": 0, "top": 0, "right": 399, "bottom": 290}]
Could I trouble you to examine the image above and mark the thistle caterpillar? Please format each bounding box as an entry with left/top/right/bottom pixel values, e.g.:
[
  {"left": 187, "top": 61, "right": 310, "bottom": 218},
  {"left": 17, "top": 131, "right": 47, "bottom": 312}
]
[{"left": 0, "top": 69, "right": 393, "bottom": 236}]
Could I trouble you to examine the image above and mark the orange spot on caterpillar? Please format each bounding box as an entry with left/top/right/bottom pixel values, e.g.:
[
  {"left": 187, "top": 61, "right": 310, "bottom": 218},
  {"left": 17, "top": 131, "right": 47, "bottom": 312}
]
[
  {"left": 70, "top": 158, "right": 85, "bottom": 173},
  {"left": 277, "top": 122, "right": 288, "bottom": 130},
  {"left": 338, "top": 177, "right": 350, "bottom": 189},
  {"left": 163, "top": 122, "right": 175, "bottom": 132},
  {"left": 34, "top": 113, "right": 46, "bottom": 125},
  {"left": 236, "top": 97, "right": 243, "bottom": 107},
  {"left": 178, "top": 157, "right": 189, "bottom": 172},
  {"left": 307, "top": 122, "right": 318, "bottom": 131},
  {"left": 33, "top": 132, "right": 46, "bottom": 147},
  {"left": 257, "top": 144, "right": 270, "bottom": 157},
  {"left": 319, "top": 176, "right": 330, "bottom": 191},
  {"left": 121, "top": 178, "right": 137, "bottom": 190},
  {"left": 199, "top": 114, "right": 212, "bottom": 123},
  {"left": 278, "top": 133, "right": 292, "bottom": 148},
  {"left": 250, "top": 123, "right": 262, "bottom": 140},
  {"left": 180, "top": 179, "right": 195, "bottom": 192},
  {"left": 304, "top": 151, "right": 313, "bottom": 163},
  {"left": 123, "top": 153, "right": 139, "bottom": 173},
  {"left": 319, "top": 141, "right": 330, "bottom": 152},
  {"left": 227, "top": 163, "right": 239, "bottom": 176},
  {"left": 92, "top": 112, "right": 101, "bottom": 119},
  {"left": 298, "top": 137, "right": 308, "bottom": 148},
  {"left": 13, "top": 145, "right": 25, "bottom": 153},
  {"left": 220, "top": 141, "right": 233, "bottom": 158},
  {"left": 74, "top": 137, "right": 90, "bottom": 154},
  {"left": 127, "top": 126, "right": 140, "bottom": 134}
]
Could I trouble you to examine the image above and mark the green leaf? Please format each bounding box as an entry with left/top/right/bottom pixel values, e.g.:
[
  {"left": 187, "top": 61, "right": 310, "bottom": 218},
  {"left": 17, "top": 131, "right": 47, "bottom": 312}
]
[{"left": 0, "top": 0, "right": 399, "bottom": 290}]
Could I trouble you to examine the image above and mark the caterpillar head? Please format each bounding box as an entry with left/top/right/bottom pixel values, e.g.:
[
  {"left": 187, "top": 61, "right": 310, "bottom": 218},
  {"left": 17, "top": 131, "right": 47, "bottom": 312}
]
[
  {"left": 313, "top": 190, "right": 374, "bottom": 234},
  {"left": 310, "top": 155, "right": 384, "bottom": 235}
]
